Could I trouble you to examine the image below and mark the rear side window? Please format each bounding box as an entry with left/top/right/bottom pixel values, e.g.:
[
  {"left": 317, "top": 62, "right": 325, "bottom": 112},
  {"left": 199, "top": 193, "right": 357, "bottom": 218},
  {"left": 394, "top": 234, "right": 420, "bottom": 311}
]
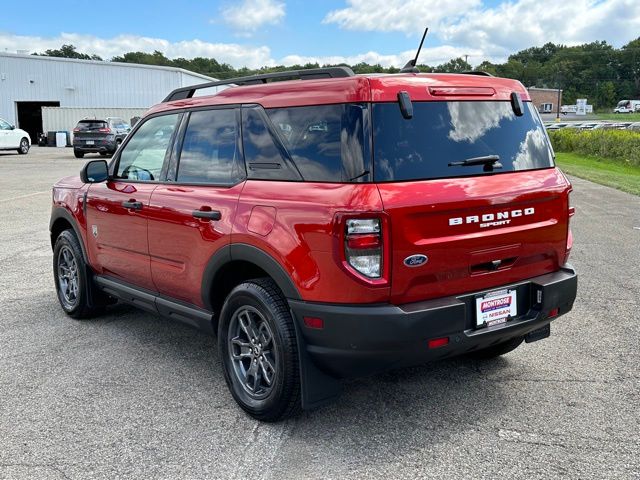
[
  {"left": 177, "top": 109, "right": 244, "bottom": 185},
  {"left": 266, "top": 104, "right": 370, "bottom": 182},
  {"left": 373, "top": 101, "right": 554, "bottom": 182},
  {"left": 76, "top": 121, "right": 108, "bottom": 131},
  {"left": 241, "top": 106, "right": 300, "bottom": 181},
  {"left": 116, "top": 114, "right": 179, "bottom": 181}
]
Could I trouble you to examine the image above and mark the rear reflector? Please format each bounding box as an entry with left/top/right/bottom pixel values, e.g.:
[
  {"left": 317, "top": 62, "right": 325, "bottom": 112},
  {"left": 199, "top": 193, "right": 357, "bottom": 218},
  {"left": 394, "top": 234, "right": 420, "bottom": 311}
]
[
  {"left": 428, "top": 337, "right": 449, "bottom": 349},
  {"left": 347, "top": 233, "right": 381, "bottom": 249},
  {"left": 303, "top": 316, "right": 324, "bottom": 329},
  {"left": 547, "top": 308, "right": 559, "bottom": 318}
]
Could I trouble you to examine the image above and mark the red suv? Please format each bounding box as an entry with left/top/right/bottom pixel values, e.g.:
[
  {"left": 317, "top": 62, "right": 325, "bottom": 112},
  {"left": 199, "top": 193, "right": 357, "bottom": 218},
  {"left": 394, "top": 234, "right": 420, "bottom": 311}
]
[{"left": 50, "top": 67, "right": 577, "bottom": 421}]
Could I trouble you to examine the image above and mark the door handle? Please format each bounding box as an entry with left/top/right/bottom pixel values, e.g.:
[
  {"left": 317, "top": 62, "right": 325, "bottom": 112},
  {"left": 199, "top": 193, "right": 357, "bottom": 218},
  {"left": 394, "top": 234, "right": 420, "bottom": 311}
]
[
  {"left": 192, "top": 209, "right": 222, "bottom": 221},
  {"left": 122, "top": 200, "right": 143, "bottom": 210}
]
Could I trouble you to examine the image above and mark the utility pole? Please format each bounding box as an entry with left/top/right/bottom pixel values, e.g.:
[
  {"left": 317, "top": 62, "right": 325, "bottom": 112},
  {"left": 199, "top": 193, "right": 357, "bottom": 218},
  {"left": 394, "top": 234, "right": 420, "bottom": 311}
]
[
  {"left": 556, "top": 71, "right": 562, "bottom": 122},
  {"left": 464, "top": 54, "right": 469, "bottom": 65}
]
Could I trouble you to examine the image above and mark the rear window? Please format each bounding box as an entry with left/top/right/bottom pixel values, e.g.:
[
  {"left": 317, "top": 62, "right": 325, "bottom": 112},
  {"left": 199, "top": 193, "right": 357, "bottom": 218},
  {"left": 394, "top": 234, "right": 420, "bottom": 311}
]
[
  {"left": 76, "top": 121, "right": 107, "bottom": 131},
  {"left": 373, "top": 101, "right": 554, "bottom": 182}
]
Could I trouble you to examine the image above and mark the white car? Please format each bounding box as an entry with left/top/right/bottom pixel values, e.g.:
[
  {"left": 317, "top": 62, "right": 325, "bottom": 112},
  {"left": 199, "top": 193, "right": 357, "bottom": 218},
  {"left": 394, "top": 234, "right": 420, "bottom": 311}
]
[{"left": 0, "top": 118, "right": 31, "bottom": 154}]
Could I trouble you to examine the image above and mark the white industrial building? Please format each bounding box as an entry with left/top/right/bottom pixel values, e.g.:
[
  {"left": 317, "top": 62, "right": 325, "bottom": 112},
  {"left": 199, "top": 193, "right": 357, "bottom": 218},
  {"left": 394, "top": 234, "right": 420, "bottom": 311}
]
[{"left": 0, "top": 52, "right": 215, "bottom": 141}]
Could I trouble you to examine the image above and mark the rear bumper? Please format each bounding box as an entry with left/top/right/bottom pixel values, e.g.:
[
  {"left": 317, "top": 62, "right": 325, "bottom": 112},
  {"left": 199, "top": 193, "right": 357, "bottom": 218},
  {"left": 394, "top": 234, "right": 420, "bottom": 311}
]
[
  {"left": 289, "top": 265, "right": 577, "bottom": 378},
  {"left": 73, "top": 141, "right": 117, "bottom": 153}
]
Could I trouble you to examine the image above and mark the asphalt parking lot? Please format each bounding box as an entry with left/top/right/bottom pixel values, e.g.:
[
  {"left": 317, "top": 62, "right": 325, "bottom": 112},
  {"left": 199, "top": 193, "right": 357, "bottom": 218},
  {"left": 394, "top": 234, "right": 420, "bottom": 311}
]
[{"left": 1, "top": 146, "right": 639, "bottom": 479}]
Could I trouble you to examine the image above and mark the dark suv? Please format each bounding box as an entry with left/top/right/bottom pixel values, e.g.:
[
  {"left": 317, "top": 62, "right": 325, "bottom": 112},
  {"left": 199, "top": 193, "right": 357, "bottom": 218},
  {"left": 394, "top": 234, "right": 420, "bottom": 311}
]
[
  {"left": 50, "top": 67, "right": 577, "bottom": 421},
  {"left": 72, "top": 117, "right": 130, "bottom": 158}
]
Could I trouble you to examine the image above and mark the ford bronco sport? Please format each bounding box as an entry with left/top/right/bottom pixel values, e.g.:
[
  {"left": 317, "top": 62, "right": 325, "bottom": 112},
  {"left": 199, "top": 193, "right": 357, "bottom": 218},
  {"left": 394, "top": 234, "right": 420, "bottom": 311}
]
[{"left": 50, "top": 67, "right": 578, "bottom": 421}]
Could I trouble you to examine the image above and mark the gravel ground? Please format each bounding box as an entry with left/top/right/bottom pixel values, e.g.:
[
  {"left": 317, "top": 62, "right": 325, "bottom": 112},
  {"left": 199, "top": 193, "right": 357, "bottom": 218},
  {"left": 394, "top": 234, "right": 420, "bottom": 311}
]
[{"left": 0, "top": 147, "right": 638, "bottom": 479}]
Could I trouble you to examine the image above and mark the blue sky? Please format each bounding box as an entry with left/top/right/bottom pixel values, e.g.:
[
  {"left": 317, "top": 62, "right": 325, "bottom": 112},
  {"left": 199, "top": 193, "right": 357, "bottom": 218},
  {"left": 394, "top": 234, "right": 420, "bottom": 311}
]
[{"left": 1, "top": 0, "right": 639, "bottom": 69}]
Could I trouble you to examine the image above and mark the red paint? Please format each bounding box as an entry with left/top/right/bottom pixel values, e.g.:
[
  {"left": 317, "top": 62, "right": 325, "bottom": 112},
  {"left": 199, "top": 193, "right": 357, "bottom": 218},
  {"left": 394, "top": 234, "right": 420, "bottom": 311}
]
[
  {"left": 377, "top": 168, "right": 570, "bottom": 304},
  {"left": 248, "top": 206, "right": 277, "bottom": 237},
  {"left": 85, "top": 181, "right": 157, "bottom": 290},
  {"left": 146, "top": 73, "right": 530, "bottom": 117},
  {"left": 147, "top": 183, "right": 243, "bottom": 306}
]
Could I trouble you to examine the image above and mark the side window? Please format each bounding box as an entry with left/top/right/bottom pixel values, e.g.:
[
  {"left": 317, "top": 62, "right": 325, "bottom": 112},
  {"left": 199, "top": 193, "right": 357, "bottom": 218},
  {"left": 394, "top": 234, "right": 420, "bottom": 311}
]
[
  {"left": 241, "top": 106, "right": 301, "bottom": 181},
  {"left": 176, "top": 109, "right": 244, "bottom": 184},
  {"left": 0, "top": 119, "right": 12, "bottom": 130},
  {"left": 266, "top": 104, "right": 369, "bottom": 182},
  {"left": 116, "top": 114, "right": 179, "bottom": 181}
]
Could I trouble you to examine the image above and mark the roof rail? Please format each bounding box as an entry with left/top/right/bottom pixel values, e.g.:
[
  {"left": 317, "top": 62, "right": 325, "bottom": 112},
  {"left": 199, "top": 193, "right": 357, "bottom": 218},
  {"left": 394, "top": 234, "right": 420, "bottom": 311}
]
[
  {"left": 461, "top": 71, "right": 494, "bottom": 77},
  {"left": 162, "top": 66, "right": 356, "bottom": 103}
]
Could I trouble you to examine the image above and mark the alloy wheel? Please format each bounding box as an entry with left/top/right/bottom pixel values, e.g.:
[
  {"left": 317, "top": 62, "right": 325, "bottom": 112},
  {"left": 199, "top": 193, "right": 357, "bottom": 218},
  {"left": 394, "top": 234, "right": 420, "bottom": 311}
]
[
  {"left": 57, "top": 245, "right": 79, "bottom": 309},
  {"left": 227, "top": 306, "right": 278, "bottom": 399}
]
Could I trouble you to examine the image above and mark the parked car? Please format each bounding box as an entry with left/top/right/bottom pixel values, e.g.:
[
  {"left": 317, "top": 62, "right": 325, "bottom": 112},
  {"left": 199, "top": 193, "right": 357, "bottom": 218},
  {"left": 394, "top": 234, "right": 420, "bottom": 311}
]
[
  {"left": 50, "top": 68, "right": 578, "bottom": 421},
  {"left": 580, "top": 123, "right": 604, "bottom": 130},
  {"left": 0, "top": 117, "right": 30, "bottom": 154},
  {"left": 72, "top": 117, "right": 130, "bottom": 158},
  {"left": 545, "top": 122, "right": 568, "bottom": 131}
]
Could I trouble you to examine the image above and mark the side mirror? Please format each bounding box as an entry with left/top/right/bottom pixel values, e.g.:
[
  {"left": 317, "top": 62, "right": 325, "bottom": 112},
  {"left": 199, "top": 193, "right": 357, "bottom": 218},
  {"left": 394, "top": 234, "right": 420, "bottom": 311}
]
[
  {"left": 10, "top": 124, "right": 15, "bottom": 130},
  {"left": 80, "top": 160, "right": 109, "bottom": 183}
]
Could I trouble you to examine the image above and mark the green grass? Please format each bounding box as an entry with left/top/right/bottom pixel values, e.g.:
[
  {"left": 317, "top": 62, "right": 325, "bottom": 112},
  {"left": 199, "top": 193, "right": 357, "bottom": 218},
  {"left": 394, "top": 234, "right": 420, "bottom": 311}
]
[
  {"left": 592, "top": 112, "right": 640, "bottom": 121},
  {"left": 555, "top": 152, "right": 640, "bottom": 196}
]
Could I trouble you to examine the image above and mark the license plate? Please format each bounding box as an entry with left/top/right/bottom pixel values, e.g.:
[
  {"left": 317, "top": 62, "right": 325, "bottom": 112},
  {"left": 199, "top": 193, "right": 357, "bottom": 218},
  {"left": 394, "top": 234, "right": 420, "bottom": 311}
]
[
  {"left": 86, "top": 140, "right": 94, "bottom": 145},
  {"left": 475, "top": 289, "right": 517, "bottom": 327}
]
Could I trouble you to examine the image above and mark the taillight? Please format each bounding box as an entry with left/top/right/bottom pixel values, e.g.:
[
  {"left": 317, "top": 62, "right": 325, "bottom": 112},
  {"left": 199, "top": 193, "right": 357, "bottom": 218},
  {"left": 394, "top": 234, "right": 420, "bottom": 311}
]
[
  {"left": 98, "top": 128, "right": 112, "bottom": 133},
  {"left": 345, "top": 218, "right": 382, "bottom": 278},
  {"left": 73, "top": 128, "right": 80, "bottom": 132}
]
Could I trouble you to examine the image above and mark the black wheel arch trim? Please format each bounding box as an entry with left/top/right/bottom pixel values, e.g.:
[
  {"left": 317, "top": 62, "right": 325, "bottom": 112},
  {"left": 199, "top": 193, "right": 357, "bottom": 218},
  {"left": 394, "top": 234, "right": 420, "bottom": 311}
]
[
  {"left": 50, "top": 206, "right": 89, "bottom": 264},
  {"left": 201, "top": 243, "right": 301, "bottom": 310}
]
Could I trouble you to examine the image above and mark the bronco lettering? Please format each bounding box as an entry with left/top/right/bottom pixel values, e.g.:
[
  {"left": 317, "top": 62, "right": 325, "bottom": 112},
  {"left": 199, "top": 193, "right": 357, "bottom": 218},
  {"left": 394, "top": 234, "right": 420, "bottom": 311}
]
[{"left": 449, "top": 207, "right": 535, "bottom": 226}]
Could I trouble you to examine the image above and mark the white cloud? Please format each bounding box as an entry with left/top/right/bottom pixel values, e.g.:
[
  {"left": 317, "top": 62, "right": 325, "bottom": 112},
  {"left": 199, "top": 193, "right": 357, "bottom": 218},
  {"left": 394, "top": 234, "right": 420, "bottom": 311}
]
[
  {"left": 282, "top": 45, "right": 482, "bottom": 68},
  {"left": 220, "top": 0, "right": 285, "bottom": 33},
  {"left": 323, "top": 0, "right": 479, "bottom": 32},
  {"left": 0, "top": 32, "right": 479, "bottom": 70},
  {"left": 0, "top": 32, "right": 275, "bottom": 69},
  {"left": 440, "top": 0, "right": 640, "bottom": 56},
  {"left": 324, "top": 0, "right": 640, "bottom": 64}
]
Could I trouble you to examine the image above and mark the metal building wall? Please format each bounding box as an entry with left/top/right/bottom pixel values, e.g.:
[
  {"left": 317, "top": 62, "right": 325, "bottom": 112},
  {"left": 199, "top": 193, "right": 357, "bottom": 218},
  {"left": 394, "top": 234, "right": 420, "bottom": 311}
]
[{"left": 0, "top": 53, "right": 214, "bottom": 125}]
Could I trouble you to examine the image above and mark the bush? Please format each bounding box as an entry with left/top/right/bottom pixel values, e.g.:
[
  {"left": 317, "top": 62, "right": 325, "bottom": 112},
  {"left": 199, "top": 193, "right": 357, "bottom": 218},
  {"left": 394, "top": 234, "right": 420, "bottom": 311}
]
[{"left": 549, "top": 129, "right": 640, "bottom": 167}]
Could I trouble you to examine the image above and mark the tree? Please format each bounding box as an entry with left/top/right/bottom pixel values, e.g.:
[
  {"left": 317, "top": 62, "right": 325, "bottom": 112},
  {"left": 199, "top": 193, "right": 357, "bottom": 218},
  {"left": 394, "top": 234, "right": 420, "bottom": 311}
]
[
  {"left": 434, "top": 57, "right": 472, "bottom": 73},
  {"left": 596, "top": 81, "right": 617, "bottom": 109},
  {"left": 34, "top": 44, "right": 102, "bottom": 61}
]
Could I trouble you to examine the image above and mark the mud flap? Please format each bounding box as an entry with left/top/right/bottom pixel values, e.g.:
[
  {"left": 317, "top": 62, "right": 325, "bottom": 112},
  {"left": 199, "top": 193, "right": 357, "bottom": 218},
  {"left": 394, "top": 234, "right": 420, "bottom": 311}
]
[{"left": 291, "top": 311, "right": 342, "bottom": 410}]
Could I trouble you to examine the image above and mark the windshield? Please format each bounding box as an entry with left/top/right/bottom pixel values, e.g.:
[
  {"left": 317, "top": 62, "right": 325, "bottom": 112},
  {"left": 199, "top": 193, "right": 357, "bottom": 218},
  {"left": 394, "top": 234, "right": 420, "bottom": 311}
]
[
  {"left": 617, "top": 101, "right": 629, "bottom": 107},
  {"left": 373, "top": 101, "right": 554, "bottom": 182}
]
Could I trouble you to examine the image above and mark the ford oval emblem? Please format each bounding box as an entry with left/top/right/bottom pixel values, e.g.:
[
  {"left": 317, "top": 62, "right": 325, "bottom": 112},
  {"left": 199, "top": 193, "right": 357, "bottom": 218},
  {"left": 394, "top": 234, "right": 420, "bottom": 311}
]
[{"left": 404, "top": 254, "right": 428, "bottom": 267}]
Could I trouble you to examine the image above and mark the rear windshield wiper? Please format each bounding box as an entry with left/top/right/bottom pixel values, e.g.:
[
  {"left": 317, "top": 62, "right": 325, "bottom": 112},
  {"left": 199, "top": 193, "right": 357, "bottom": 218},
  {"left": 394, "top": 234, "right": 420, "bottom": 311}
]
[{"left": 448, "top": 155, "right": 503, "bottom": 171}]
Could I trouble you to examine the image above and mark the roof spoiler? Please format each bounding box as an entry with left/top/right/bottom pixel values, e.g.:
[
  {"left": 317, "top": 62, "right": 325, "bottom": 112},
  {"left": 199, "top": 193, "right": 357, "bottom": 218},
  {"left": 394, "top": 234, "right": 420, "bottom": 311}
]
[{"left": 162, "top": 66, "right": 356, "bottom": 103}]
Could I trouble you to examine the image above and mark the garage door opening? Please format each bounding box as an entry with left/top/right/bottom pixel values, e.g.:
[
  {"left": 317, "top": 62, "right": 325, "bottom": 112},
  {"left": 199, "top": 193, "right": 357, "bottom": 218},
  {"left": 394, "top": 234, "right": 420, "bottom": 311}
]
[{"left": 16, "top": 101, "right": 60, "bottom": 141}]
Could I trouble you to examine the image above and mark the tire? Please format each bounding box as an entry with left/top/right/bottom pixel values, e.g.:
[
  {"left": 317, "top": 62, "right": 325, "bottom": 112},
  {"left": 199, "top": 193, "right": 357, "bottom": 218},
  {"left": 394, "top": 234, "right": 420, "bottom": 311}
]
[
  {"left": 467, "top": 336, "right": 524, "bottom": 360},
  {"left": 17, "top": 138, "right": 29, "bottom": 154},
  {"left": 218, "top": 278, "right": 301, "bottom": 422},
  {"left": 53, "top": 229, "right": 102, "bottom": 319},
  {"left": 74, "top": 150, "right": 84, "bottom": 159}
]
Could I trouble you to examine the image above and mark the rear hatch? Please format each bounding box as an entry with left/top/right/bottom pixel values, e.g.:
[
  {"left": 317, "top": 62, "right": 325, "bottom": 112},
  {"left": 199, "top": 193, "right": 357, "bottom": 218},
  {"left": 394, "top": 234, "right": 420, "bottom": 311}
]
[
  {"left": 373, "top": 100, "right": 570, "bottom": 304},
  {"left": 73, "top": 120, "right": 111, "bottom": 144}
]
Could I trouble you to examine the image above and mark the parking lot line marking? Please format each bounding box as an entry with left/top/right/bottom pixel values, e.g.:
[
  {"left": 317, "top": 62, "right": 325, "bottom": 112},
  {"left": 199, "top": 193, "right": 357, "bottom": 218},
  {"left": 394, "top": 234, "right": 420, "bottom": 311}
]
[{"left": 0, "top": 191, "right": 49, "bottom": 203}]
